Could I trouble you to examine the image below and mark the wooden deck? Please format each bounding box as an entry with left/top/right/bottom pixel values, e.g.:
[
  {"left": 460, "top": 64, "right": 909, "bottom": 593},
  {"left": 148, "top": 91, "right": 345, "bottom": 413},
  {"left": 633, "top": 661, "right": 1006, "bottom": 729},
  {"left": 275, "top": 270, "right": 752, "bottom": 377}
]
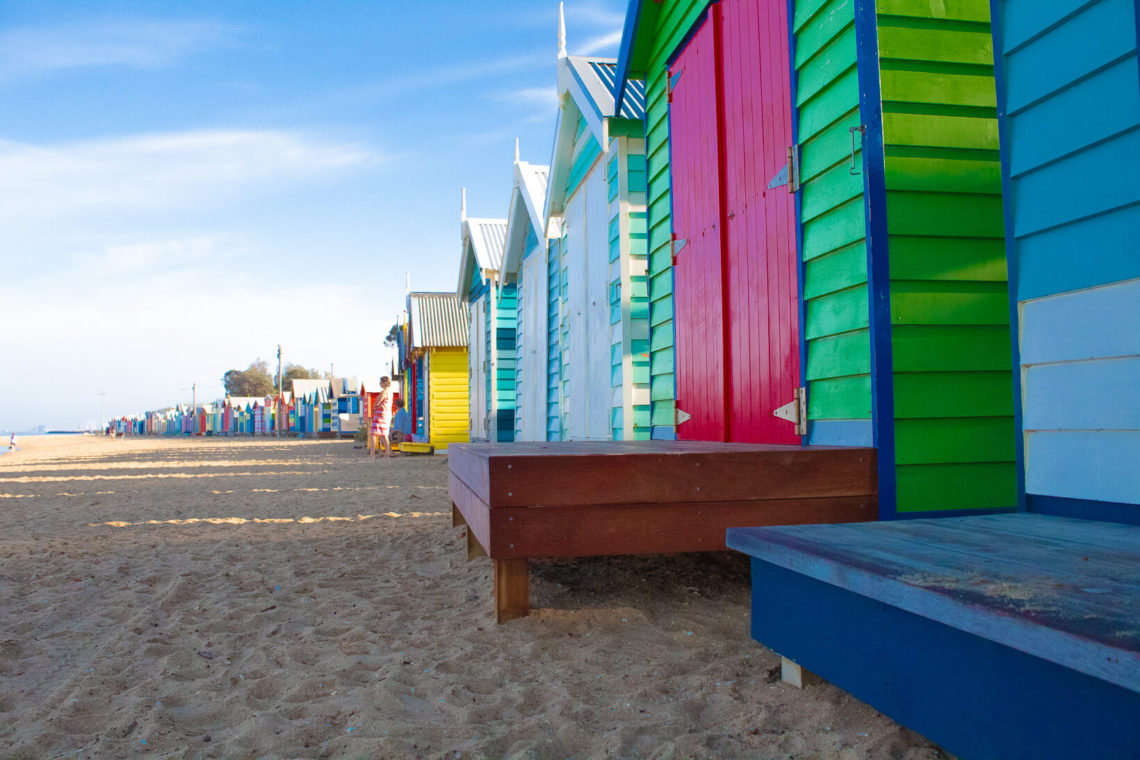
[
  {"left": 726, "top": 514, "right": 1140, "bottom": 759},
  {"left": 448, "top": 441, "right": 877, "bottom": 621}
]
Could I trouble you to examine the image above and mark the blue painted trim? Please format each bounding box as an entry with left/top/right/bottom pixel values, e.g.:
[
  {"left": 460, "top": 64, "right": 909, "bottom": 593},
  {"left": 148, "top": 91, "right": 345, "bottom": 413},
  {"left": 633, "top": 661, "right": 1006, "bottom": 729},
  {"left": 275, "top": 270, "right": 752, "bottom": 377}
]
[
  {"left": 1135, "top": 0, "right": 1140, "bottom": 92},
  {"left": 892, "top": 507, "right": 1015, "bottom": 520},
  {"left": 1029, "top": 494, "right": 1140, "bottom": 526},
  {"left": 990, "top": 0, "right": 1027, "bottom": 514},
  {"left": 789, "top": 0, "right": 807, "bottom": 447},
  {"left": 567, "top": 59, "right": 608, "bottom": 126},
  {"left": 651, "top": 426, "right": 677, "bottom": 441},
  {"left": 854, "top": 0, "right": 896, "bottom": 520},
  {"left": 738, "top": 558, "right": 1140, "bottom": 760},
  {"left": 807, "top": 419, "right": 873, "bottom": 447},
  {"left": 614, "top": 0, "right": 645, "bottom": 109}
]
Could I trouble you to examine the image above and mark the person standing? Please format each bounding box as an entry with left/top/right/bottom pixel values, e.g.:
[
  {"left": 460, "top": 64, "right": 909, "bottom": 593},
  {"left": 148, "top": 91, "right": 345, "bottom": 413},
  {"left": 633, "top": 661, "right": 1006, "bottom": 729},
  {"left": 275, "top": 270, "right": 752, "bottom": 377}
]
[
  {"left": 8, "top": 432, "right": 15, "bottom": 451},
  {"left": 369, "top": 377, "right": 394, "bottom": 460}
]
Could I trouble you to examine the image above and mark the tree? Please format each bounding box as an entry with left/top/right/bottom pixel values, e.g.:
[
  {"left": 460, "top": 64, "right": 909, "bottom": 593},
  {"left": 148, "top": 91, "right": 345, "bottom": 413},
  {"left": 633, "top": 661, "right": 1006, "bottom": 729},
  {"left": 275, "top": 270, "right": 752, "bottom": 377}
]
[
  {"left": 280, "top": 363, "right": 323, "bottom": 393},
  {"left": 222, "top": 361, "right": 274, "bottom": 398},
  {"left": 383, "top": 322, "right": 399, "bottom": 348}
]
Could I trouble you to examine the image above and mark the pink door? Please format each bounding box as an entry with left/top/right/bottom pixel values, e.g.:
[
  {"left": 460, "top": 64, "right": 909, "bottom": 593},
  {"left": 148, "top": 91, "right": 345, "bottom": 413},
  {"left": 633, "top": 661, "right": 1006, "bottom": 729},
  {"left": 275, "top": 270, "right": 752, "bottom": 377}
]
[
  {"left": 669, "top": 0, "right": 801, "bottom": 444},
  {"left": 669, "top": 12, "right": 726, "bottom": 442}
]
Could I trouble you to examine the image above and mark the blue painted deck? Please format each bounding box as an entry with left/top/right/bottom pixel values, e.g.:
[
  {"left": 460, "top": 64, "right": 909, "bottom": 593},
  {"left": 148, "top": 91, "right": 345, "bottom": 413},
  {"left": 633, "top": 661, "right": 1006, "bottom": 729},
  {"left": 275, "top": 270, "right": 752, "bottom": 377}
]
[{"left": 728, "top": 513, "right": 1140, "bottom": 757}]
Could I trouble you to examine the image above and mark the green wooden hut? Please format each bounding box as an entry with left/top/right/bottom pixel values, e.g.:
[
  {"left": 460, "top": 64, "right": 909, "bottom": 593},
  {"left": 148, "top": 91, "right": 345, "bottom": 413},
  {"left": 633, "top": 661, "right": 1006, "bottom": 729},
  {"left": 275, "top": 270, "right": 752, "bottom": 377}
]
[{"left": 616, "top": 0, "right": 1016, "bottom": 517}]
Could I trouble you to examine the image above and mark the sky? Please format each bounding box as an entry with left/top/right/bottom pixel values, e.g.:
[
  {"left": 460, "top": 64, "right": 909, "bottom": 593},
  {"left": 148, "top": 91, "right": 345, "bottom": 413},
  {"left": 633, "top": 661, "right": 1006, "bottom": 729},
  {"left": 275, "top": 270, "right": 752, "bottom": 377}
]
[{"left": 0, "top": 0, "right": 627, "bottom": 431}]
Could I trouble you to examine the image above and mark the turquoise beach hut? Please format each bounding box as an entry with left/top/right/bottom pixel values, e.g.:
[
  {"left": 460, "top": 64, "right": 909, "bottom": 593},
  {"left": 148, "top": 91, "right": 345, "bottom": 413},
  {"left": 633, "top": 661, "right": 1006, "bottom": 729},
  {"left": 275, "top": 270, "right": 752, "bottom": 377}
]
[{"left": 457, "top": 191, "right": 513, "bottom": 442}]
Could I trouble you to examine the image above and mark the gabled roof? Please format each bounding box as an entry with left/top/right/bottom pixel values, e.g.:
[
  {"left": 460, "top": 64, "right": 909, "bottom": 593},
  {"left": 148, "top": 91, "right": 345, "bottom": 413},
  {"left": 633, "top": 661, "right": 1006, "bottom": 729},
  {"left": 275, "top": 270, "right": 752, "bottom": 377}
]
[
  {"left": 408, "top": 291, "right": 468, "bottom": 349},
  {"left": 457, "top": 216, "right": 507, "bottom": 298},
  {"left": 290, "top": 379, "right": 330, "bottom": 401},
  {"left": 502, "top": 159, "right": 551, "bottom": 278},
  {"left": 225, "top": 396, "right": 263, "bottom": 409},
  {"left": 546, "top": 54, "right": 647, "bottom": 219},
  {"left": 331, "top": 377, "right": 360, "bottom": 398}
]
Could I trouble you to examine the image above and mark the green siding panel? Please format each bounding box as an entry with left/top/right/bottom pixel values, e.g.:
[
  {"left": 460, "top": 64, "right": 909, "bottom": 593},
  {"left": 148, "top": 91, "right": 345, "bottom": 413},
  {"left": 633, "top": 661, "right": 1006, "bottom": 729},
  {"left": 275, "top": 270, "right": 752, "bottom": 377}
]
[
  {"left": 895, "top": 462, "right": 1018, "bottom": 512},
  {"left": 808, "top": 375, "right": 872, "bottom": 420}
]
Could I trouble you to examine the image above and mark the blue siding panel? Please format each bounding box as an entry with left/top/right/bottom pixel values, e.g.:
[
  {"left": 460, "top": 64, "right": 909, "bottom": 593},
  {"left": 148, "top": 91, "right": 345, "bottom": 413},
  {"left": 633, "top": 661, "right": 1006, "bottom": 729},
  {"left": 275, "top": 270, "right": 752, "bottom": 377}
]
[
  {"left": 1005, "top": 0, "right": 1138, "bottom": 114},
  {"left": 1024, "top": 357, "right": 1140, "bottom": 430},
  {"left": 1020, "top": 278, "right": 1140, "bottom": 363},
  {"left": 1012, "top": 128, "right": 1140, "bottom": 237},
  {"left": 1009, "top": 59, "right": 1140, "bottom": 175},
  {"left": 1003, "top": 0, "right": 1101, "bottom": 51},
  {"left": 1027, "top": 431, "right": 1140, "bottom": 504},
  {"left": 1017, "top": 206, "right": 1140, "bottom": 299},
  {"left": 807, "top": 420, "right": 874, "bottom": 447}
]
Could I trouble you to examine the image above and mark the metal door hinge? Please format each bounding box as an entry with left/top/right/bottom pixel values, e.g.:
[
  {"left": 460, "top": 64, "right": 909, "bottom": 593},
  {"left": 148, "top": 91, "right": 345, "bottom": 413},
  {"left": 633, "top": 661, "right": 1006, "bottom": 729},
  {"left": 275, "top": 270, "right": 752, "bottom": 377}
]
[
  {"left": 667, "top": 69, "right": 683, "bottom": 102},
  {"left": 849, "top": 125, "right": 866, "bottom": 175},
  {"left": 767, "top": 146, "right": 801, "bottom": 193},
  {"left": 773, "top": 387, "right": 807, "bottom": 436},
  {"left": 671, "top": 236, "right": 689, "bottom": 266},
  {"left": 675, "top": 408, "right": 692, "bottom": 426}
]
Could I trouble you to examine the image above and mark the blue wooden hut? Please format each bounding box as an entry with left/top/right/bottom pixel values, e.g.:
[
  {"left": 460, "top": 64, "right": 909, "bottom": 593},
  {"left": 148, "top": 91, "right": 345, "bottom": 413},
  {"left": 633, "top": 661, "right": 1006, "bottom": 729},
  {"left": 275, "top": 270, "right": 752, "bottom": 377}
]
[
  {"left": 457, "top": 190, "right": 513, "bottom": 442},
  {"left": 728, "top": 3, "right": 1140, "bottom": 756},
  {"left": 544, "top": 11, "right": 650, "bottom": 441},
  {"left": 500, "top": 143, "right": 553, "bottom": 442}
]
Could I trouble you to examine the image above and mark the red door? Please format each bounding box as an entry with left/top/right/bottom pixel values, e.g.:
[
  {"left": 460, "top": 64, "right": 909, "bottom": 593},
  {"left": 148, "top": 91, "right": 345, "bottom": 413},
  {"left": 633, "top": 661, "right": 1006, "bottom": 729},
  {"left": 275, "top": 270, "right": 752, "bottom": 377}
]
[
  {"left": 669, "top": 0, "right": 800, "bottom": 444},
  {"left": 670, "top": 12, "right": 726, "bottom": 442}
]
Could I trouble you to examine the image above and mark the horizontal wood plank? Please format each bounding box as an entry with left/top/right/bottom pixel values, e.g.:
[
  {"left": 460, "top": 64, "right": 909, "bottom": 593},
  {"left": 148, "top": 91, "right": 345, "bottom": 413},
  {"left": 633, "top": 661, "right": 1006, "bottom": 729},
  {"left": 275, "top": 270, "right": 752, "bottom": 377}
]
[
  {"left": 448, "top": 441, "right": 876, "bottom": 508},
  {"left": 727, "top": 513, "right": 1140, "bottom": 693}
]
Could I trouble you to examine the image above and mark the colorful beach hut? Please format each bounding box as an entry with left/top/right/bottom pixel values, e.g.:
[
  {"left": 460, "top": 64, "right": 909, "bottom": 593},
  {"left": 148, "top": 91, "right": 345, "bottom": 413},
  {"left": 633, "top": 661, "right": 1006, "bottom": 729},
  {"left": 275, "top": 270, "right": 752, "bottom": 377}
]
[
  {"left": 728, "top": 3, "right": 1140, "bottom": 756},
  {"left": 617, "top": 0, "right": 1016, "bottom": 516},
  {"left": 544, "top": 17, "right": 651, "bottom": 441},
  {"left": 500, "top": 144, "right": 553, "bottom": 442},
  {"left": 330, "top": 378, "right": 361, "bottom": 437},
  {"left": 457, "top": 193, "right": 513, "bottom": 442},
  {"left": 405, "top": 291, "right": 470, "bottom": 450}
]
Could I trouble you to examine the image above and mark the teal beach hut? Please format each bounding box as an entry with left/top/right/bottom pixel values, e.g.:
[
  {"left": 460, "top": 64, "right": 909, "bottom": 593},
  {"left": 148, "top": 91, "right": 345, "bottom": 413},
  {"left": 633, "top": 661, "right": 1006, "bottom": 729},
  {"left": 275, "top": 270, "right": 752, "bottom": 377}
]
[{"left": 457, "top": 191, "right": 513, "bottom": 442}]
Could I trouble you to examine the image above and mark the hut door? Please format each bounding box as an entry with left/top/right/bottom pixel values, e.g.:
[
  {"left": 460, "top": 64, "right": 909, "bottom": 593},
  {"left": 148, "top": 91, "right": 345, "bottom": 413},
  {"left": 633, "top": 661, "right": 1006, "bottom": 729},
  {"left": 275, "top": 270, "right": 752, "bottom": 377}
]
[
  {"left": 669, "top": 12, "right": 728, "bottom": 441},
  {"left": 669, "top": 0, "right": 800, "bottom": 444},
  {"left": 469, "top": 297, "right": 487, "bottom": 440}
]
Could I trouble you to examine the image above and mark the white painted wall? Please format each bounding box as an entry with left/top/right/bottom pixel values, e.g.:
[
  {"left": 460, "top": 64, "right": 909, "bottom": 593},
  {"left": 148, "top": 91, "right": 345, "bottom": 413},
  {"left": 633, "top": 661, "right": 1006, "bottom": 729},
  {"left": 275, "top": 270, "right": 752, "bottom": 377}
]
[
  {"left": 468, "top": 296, "right": 487, "bottom": 440},
  {"left": 518, "top": 247, "right": 549, "bottom": 441}
]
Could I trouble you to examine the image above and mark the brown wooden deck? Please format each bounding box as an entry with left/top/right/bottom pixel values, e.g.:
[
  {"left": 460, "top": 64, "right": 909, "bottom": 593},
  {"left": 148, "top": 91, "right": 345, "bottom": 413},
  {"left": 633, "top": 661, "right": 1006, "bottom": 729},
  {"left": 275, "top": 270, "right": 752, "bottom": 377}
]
[{"left": 447, "top": 441, "right": 877, "bottom": 622}]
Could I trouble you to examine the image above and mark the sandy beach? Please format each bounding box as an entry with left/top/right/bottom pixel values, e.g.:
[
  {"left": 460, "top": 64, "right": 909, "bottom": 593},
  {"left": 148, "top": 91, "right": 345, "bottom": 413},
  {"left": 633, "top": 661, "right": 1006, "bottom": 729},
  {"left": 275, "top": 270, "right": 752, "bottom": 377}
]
[{"left": 0, "top": 435, "right": 948, "bottom": 759}]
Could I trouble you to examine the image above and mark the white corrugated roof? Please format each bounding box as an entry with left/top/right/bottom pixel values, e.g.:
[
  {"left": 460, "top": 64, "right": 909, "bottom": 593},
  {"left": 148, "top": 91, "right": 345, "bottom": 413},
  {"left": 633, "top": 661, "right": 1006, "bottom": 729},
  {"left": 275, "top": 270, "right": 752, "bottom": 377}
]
[
  {"left": 503, "top": 159, "right": 551, "bottom": 277},
  {"left": 466, "top": 217, "right": 507, "bottom": 272},
  {"left": 409, "top": 291, "right": 468, "bottom": 348}
]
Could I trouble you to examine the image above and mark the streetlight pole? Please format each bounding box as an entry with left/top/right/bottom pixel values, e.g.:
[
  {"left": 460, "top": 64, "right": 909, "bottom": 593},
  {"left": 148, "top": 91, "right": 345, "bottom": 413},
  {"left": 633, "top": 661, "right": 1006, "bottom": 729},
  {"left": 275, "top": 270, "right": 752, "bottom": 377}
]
[
  {"left": 277, "top": 344, "right": 283, "bottom": 439},
  {"left": 98, "top": 391, "right": 106, "bottom": 433}
]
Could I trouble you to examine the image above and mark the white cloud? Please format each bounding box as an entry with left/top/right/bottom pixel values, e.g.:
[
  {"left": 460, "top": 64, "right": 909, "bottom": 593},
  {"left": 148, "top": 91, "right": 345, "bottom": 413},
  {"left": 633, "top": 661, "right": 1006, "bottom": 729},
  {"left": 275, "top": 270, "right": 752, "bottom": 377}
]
[
  {"left": 0, "top": 130, "right": 384, "bottom": 229},
  {"left": 575, "top": 30, "right": 624, "bottom": 56},
  {"left": 0, "top": 20, "right": 236, "bottom": 77}
]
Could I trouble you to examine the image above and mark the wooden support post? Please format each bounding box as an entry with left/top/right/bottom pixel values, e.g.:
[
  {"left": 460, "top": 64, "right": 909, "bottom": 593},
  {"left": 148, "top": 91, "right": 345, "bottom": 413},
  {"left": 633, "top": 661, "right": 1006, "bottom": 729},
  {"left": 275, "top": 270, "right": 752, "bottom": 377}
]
[
  {"left": 494, "top": 558, "right": 529, "bottom": 623},
  {"left": 781, "top": 656, "right": 804, "bottom": 688},
  {"left": 466, "top": 527, "right": 487, "bottom": 560},
  {"left": 452, "top": 503, "right": 466, "bottom": 528}
]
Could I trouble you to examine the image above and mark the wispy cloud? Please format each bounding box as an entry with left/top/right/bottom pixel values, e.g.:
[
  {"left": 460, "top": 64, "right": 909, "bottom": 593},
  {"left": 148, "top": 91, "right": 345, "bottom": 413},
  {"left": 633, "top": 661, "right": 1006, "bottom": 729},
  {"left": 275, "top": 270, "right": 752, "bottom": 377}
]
[
  {"left": 0, "top": 19, "right": 237, "bottom": 78},
  {"left": 575, "top": 30, "right": 624, "bottom": 56},
  {"left": 0, "top": 130, "right": 384, "bottom": 227}
]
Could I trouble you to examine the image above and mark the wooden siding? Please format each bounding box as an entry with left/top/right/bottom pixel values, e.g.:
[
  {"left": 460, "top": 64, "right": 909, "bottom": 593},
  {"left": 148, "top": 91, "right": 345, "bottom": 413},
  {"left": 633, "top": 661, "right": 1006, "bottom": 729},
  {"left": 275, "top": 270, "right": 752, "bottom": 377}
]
[
  {"left": 795, "top": 0, "right": 873, "bottom": 444},
  {"left": 426, "top": 347, "right": 469, "bottom": 450},
  {"left": 642, "top": 0, "right": 713, "bottom": 440},
  {"left": 547, "top": 238, "right": 562, "bottom": 440},
  {"left": 495, "top": 283, "right": 517, "bottom": 442},
  {"left": 878, "top": 0, "right": 1016, "bottom": 512},
  {"left": 998, "top": 0, "right": 1140, "bottom": 515}
]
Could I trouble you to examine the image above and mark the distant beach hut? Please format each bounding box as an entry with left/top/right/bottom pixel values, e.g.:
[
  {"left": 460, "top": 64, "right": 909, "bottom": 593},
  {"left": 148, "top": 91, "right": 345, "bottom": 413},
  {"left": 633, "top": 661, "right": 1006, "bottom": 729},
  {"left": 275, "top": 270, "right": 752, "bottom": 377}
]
[
  {"left": 330, "top": 377, "right": 361, "bottom": 437},
  {"left": 545, "top": 13, "right": 650, "bottom": 441},
  {"left": 457, "top": 192, "right": 512, "bottom": 442},
  {"left": 405, "top": 291, "right": 470, "bottom": 450},
  {"left": 500, "top": 145, "right": 553, "bottom": 442}
]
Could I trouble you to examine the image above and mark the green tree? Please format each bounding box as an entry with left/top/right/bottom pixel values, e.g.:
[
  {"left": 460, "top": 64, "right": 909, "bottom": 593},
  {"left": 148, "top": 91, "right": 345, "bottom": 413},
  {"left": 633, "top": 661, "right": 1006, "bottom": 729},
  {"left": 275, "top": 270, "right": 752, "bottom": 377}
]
[
  {"left": 222, "top": 360, "right": 274, "bottom": 398},
  {"left": 383, "top": 323, "right": 399, "bottom": 348},
  {"left": 279, "top": 363, "right": 323, "bottom": 393}
]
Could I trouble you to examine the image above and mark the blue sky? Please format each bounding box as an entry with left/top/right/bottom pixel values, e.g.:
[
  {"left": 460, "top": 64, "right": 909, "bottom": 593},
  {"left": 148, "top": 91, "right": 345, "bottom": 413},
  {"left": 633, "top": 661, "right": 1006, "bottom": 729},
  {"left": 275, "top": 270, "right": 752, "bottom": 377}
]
[{"left": 0, "top": 0, "right": 626, "bottom": 431}]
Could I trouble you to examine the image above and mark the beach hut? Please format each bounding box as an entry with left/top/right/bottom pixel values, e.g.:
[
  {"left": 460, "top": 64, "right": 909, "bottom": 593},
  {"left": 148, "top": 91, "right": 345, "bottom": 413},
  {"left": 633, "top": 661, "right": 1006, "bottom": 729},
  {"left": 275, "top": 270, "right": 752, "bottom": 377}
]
[
  {"left": 544, "top": 15, "right": 651, "bottom": 441},
  {"left": 616, "top": 0, "right": 1016, "bottom": 516},
  {"left": 499, "top": 145, "right": 554, "bottom": 441},
  {"left": 330, "top": 378, "right": 361, "bottom": 437},
  {"left": 290, "top": 380, "right": 326, "bottom": 437},
  {"left": 457, "top": 192, "right": 512, "bottom": 442},
  {"left": 405, "top": 291, "right": 470, "bottom": 450},
  {"left": 727, "top": 3, "right": 1140, "bottom": 756}
]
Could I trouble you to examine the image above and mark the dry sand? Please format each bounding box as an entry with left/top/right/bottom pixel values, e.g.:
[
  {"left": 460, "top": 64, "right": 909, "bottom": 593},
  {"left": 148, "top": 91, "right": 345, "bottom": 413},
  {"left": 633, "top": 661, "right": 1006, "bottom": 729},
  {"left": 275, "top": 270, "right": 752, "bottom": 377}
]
[{"left": 0, "top": 435, "right": 948, "bottom": 759}]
